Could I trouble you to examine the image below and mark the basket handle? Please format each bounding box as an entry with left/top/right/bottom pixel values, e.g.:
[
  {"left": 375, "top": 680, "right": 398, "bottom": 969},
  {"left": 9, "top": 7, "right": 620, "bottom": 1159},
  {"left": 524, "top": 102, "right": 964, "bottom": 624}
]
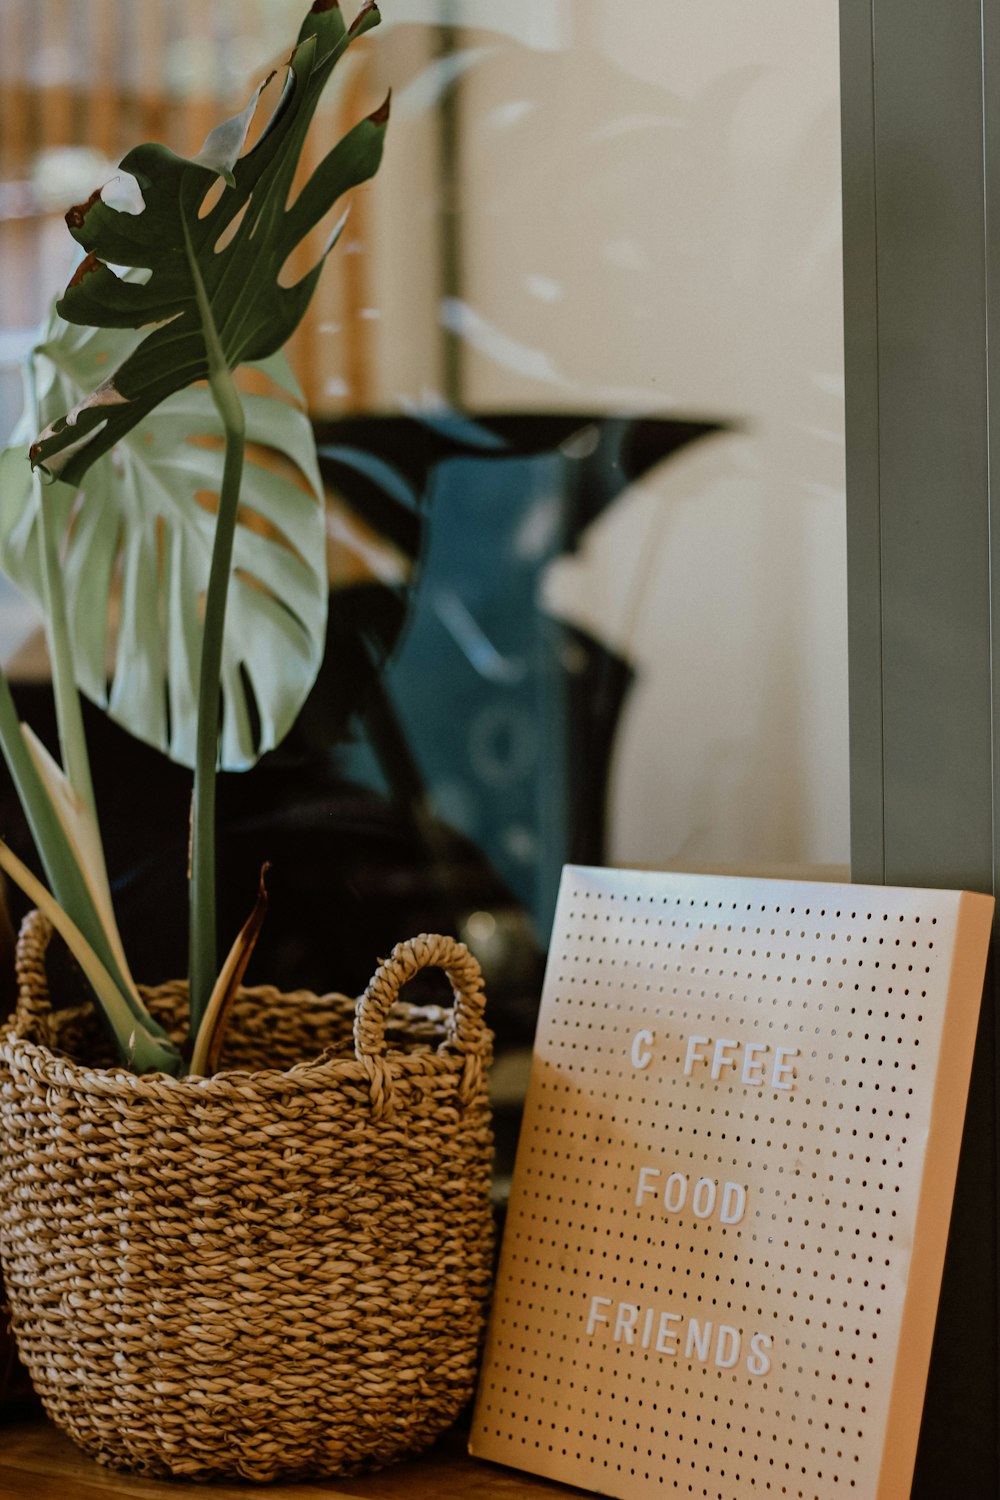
[
  {"left": 12, "top": 909, "right": 57, "bottom": 1042},
  {"left": 354, "top": 933, "right": 489, "bottom": 1118}
]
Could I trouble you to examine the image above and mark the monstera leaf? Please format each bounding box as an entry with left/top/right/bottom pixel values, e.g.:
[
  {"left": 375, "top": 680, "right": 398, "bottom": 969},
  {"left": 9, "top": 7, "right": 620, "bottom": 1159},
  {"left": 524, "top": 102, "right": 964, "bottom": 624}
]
[
  {"left": 0, "top": 305, "right": 326, "bottom": 772},
  {"left": 31, "top": 0, "right": 387, "bottom": 485}
]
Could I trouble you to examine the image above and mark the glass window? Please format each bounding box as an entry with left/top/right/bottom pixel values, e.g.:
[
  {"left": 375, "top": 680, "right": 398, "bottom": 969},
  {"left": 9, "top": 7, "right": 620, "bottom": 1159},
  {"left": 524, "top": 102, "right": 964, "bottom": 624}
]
[{"left": 0, "top": 2, "right": 847, "bottom": 1060}]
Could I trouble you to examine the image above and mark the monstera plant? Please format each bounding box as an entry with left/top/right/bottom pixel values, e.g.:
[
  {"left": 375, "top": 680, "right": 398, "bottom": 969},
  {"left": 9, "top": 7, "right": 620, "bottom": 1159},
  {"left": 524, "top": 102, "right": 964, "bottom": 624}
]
[{"left": 0, "top": 0, "right": 388, "bottom": 1074}]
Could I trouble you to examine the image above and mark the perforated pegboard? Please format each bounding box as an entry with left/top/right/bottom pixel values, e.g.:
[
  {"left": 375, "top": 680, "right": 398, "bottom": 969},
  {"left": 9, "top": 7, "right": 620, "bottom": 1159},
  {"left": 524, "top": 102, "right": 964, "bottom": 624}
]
[{"left": 470, "top": 866, "right": 993, "bottom": 1500}]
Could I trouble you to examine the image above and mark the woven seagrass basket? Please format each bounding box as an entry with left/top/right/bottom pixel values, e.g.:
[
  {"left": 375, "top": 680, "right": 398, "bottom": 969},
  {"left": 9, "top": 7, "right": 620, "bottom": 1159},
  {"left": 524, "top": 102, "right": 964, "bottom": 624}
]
[{"left": 0, "top": 911, "right": 495, "bottom": 1482}]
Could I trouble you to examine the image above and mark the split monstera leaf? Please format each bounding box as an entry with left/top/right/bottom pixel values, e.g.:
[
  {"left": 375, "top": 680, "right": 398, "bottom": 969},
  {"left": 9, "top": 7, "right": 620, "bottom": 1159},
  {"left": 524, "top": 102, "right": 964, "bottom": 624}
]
[{"left": 0, "top": 1, "right": 388, "bottom": 1074}]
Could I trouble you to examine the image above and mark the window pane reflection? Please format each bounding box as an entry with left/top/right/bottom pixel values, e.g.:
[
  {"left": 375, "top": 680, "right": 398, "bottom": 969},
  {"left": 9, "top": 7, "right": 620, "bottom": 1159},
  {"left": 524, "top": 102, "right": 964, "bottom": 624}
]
[{"left": 0, "top": 4, "right": 848, "bottom": 1074}]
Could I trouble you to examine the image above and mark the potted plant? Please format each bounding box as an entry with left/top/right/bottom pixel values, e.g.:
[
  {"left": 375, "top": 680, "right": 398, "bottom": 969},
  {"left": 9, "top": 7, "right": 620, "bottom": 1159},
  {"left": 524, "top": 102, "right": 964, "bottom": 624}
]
[{"left": 0, "top": 2, "right": 494, "bottom": 1481}]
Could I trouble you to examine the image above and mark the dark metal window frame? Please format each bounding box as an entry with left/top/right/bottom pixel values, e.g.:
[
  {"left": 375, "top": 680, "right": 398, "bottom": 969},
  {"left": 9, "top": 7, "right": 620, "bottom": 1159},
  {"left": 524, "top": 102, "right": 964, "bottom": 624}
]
[{"left": 841, "top": 2, "right": 999, "bottom": 1489}]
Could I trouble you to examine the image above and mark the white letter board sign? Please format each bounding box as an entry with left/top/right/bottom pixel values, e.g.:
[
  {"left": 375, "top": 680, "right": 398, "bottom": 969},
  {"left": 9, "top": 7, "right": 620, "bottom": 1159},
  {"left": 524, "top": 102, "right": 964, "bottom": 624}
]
[{"left": 470, "top": 865, "right": 994, "bottom": 1500}]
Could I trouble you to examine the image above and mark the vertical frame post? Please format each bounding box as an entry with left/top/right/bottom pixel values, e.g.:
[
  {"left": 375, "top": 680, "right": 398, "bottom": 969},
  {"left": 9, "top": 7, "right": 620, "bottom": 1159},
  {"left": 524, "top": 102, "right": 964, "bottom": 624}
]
[{"left": 840, "top": 2, "right": 999, "bottom": 1491}]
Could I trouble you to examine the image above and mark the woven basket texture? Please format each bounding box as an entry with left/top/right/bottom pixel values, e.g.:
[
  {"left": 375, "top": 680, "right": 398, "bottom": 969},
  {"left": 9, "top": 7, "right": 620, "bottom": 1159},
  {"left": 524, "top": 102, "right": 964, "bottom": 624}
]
[{"left": 0, "top": 911, "right": 495, "bottom": 1482}]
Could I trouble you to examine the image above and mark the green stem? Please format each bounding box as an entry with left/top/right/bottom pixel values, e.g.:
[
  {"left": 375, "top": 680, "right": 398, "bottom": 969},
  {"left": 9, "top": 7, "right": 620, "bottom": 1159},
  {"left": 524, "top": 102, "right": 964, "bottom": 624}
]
[
  {"left": 26, "top": 359, "right": 97, "bottom": 822},
  {"left": 0, "top": 666, "right": 169, "bottom": 1038},
  {"left": 183, "top": 216, "right": 246, "bottom": 1034},
  {"left": 15, "top": 362, "right": 166, "bottom": 1049},
  {"left": 0, "top": 838, "right": 182, "bottom": 1075}
]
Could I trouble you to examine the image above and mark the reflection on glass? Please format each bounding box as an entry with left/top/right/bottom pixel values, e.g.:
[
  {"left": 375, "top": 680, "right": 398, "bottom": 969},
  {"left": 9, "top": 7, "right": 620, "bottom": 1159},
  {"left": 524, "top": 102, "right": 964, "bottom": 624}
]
[{"left": 0, "top": 4, "right": 847, "bottom": 1089}]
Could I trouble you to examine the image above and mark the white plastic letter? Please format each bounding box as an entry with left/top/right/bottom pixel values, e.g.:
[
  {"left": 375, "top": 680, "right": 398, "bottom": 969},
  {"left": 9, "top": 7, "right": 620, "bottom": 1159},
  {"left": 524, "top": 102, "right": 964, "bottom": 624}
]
[
  {"left": 630, "top": 1029, "right": 654, "bottom": 1070},
  {"left": 771, "top": 1046, "right": 799, "bottom": 1090},
  {"left": 655, "top": 1311, "right": 682, "bottom": 1355},
  {"left": 684, "top": 1035, "right": 709, "bottom": 1075},
  {"left": 741, "top": 1041, "right": 767, "bottom": 1086},
  {"left": 663, "top": 1172, "right": 687, "bottom": 1214},
  {"left": 692, "top": 1177, "right": 717, "bottom": 1219},
  {"left": 747, "top": 1331, "right": 773, "bottom": 1377},
  {"left": 586, "top": 1296, "right": 613, "bottom": 1336},
  {"left": 720, "top": 1181, "right": 748, "bottom": 1225},
  {"left": 710, "top": 1037, "right": 739, "bottom": 1080},
  {"left": 614, "top": 1303, "right": 639, "bottom": 1345},
  {"left": 635, "top": 1166, "right": 661, "bottom": 1207},
  {"left": 685, "top": 1319, "right": 712, "bottom": 1362},
  {"left": 715, "top": 1325, "right": 741, "bottom": 1369}
]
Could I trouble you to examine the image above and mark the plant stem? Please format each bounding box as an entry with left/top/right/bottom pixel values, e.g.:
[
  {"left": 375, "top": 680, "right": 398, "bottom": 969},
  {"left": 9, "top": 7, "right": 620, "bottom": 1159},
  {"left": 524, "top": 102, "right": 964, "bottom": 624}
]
[
  {"left": 0, "top": 838, "right": 183, "bottom": 1075},
  {"left": 0, "top": 666, "right": 86, "bottom": 913},
  {"left": 27, "top": 359, "right": 98, "bottom": 823},
  {"left": 17, "top": 361, "right": 164, "bottom": 1045},
  {"left": 184, "top": 216, "right": 246, "bottom": 1034},
  {"left": 0, "top": 665, "right": 160, "bottom": 1027}
]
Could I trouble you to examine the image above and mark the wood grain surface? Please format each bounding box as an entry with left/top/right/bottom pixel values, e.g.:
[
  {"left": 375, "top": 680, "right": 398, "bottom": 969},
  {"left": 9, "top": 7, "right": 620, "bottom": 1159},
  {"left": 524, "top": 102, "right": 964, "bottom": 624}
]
[{"left": 0, "top": 1409, "right": 588, "bottom": 1499}]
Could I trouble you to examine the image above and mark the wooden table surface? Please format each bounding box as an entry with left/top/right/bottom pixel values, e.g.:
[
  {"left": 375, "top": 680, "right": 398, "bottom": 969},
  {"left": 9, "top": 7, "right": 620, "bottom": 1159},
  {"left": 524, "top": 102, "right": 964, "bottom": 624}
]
[{"left": 0, "top": 1406, "right": 591, "bottom": 1499}]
